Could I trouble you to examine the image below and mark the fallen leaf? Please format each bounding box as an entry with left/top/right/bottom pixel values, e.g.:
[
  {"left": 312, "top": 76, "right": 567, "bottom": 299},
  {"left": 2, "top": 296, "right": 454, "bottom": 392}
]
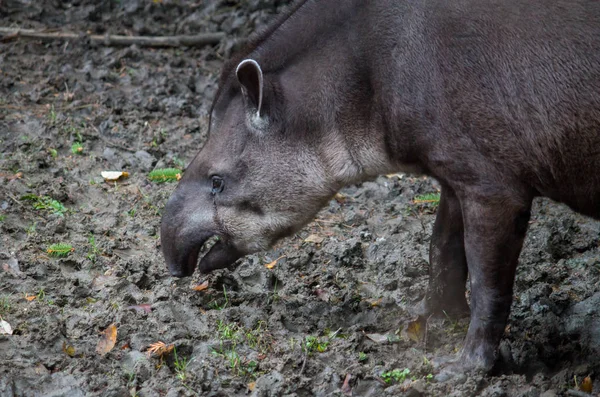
[
  {"left": 341, "top": 373, "right": 352, "bottom": 396},
  {"left": 365, "top": 333, "right": 389, "bottom": 344},
  {"left": 62, "top": 342, "right": 75, "bottom": 357},
  {"left": 334, "top": 193, "right": 346, "bottom": 204},
  {"left": 146, "top": 341, "right": 174, "bottom": 358},
  {"left": 126, "top": 304, "right": 152, "bottom": 314},
  {"left": 101, "top": 171, "right": 129, "bottom": 181},
  {"left": 247, "top": 382, "right": 256, "bottom": 392},
  {"left": 367, "top": 298, "right": 383, "bottom": 307},
  {"left": 25, "top": 294, "right": 36, "bottom": 302},
  {"left": 265, "top": 255, "right": 286, "bottom": 269},
  {"left": 191, "top": 281, "right": 209, "bottom": 291},
  {"left": 121, "top": 342, "right": 130, "bottom": 350},
  {"left": 581, "top": 376, "right": 593, "bottom": 393},
  {"left": 304, "top": 234, "right": 325, "bottom": 244},
  {"left": 406, "top": 316, "right": 426, "bottom": 343},
  {"left": 96, "top": 323, "right": 117, "bottom": 356},
  {"left": 385, "top": 173, "right": 403, "bottom": 179},
  {"left": 0, "top": 319, "right": 12, "bottom": 335}
]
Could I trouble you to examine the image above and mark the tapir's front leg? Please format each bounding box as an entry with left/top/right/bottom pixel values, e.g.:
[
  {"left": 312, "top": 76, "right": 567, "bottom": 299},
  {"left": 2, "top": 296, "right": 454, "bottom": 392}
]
[
  {"left": 458, "top": 192, "right": 532, "bottom": 371},
  {"left": 421, "top": 185, "right": 469, "bottom": 317}
]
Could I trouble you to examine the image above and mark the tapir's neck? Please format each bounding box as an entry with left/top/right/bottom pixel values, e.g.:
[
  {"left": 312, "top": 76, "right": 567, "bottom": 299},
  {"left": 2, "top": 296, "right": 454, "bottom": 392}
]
[{"left": 242, "top": 0, "right": 429, "bottom": 185}]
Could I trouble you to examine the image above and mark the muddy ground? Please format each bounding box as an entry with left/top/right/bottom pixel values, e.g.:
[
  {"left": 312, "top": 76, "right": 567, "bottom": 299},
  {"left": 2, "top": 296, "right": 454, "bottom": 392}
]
[{"left": 1, "top": 1, "right": 600, "bottom": 396}]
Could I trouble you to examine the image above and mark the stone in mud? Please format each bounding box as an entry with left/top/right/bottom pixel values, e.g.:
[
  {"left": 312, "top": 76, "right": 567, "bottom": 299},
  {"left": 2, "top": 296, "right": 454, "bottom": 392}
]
[{"left": 251, "top": 371, "right": 285, "bottom": 397}]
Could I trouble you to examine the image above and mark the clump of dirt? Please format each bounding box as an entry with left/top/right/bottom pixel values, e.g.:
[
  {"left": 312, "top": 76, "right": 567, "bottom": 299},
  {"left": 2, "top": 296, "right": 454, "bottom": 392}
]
[{"left": 1, "top": 1, "right": 600, "bottom": 396}]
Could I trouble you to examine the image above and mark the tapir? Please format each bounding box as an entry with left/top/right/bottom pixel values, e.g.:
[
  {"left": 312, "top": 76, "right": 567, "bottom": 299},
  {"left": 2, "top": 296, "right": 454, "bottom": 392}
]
[{"left": 160, "top": 0, "right": 600, "bottom": 376}]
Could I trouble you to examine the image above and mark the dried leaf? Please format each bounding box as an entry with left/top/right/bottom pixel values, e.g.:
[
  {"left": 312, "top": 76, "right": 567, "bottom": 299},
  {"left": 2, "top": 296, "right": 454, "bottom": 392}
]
[
  {"left": 365, "top": 333, "right": 389, "bottom": 344},
  {"left": 25, "top": 294, "right": 36, "bottom": 302},
  {"left": 406, "top": 316, "right": 426, "bottom": 343},
  {"left": 191, "top": 281, "right": 209, "bottom": 291},
  {"left": 247, "top": 382, "right": 256, "bottom": 392},
  {"left": 62, "top": 342, "right": 75, "bottom": 357},
  {"left": 265, "top": 255, "right": 285, "bottom": 269},
  {"left": 126, "top": 304, "right": 152, "bottom": 314},
  {"left": 101, "top": 171, "right": 129, "bottom": 181},
  {"left": 341, "top": 373, "right": 352, "bottom": 396},
  {"left": 96, "top": 323, "right": 117, "bottom": 356},
  {"left": 334, "top": 193, "right": 346, "bottom": 204},
  {"left": 304, "top": 234, "right": 325, "bottom": 244},
  {"left": 367, "top": 298, "right": 382, "bottom": 307},
  {"left": 146, "top": 341, "right": 174, "bottom": 358},
  {"left": 385, "top": 173, "right": 403, "bottom": 179},
  {"left": 581, "top": 376, "right": 593, "bottom": 393},
  {"left": 121, "top": 342, "right": 130, "bottom": 350},
  {"left": 0, "top": 319, "right": 12, "bottom": 335}
]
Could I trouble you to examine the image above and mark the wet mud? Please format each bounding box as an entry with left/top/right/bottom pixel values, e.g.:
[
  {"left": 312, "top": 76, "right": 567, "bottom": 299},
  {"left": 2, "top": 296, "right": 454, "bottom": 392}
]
[{"left": 1, "top": 1, "right": 599, "bottom": 396}]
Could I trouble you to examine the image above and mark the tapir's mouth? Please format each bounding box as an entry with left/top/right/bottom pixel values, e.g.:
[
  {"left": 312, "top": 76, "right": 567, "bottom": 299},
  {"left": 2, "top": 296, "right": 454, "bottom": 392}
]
[{"left": 170, "top": 234, "right": 244, "bottom": 278}]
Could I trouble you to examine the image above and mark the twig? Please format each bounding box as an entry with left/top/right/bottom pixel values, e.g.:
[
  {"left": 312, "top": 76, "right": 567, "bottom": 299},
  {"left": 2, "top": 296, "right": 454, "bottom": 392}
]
[
  {"left": 300, "top": 353, "right": 308, "bottom": 376},
  {"left": 566, "top": 390, "right": 592, "bottom": 397},
  {"left": 0, "top": 27, "right": 225, "bottom": 48}
]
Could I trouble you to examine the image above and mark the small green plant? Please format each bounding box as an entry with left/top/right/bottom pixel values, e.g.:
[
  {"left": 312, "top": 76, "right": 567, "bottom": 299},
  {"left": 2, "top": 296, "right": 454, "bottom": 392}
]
[
  {"left": 303, "top": 335, "right": 329, "bottom": 354},
  {"left": 173, "top": 157, "right": 186, "bottom": 169},
  {"left": 21, "top": 194, "right": 67, "bottom": 216},
  {"left": 0, "top": 296, "right": 11, "bottom": 315},
  {"left": 173, "top": 347, "right": 191, "bottom": 381},
  {"left": 128, "top": 208, "right": 136, "bottom": 217},
  {"left": 358, "top": 352, "right": 367, "bottom": 362},
  {"left": 48, "top": 148, "right": 58, "bottom": 158},
  {"left": 47, "top": 243, "right": 74, "bottom": 257},
  {"left": 381, "top": 368, "right": 411, "bottom": 384},
  {"left": 217, "top": 320, "right": 240, "bottom": 341},
  {"left": 26, "top": 222, "right": 37, "bottom": 235},
  {"left": 0, "top": 215, "right": 5, "bottom": 222},
  {"left": 48, "top": 105, "right": 57, "bottom": 125},
  {"left": 87, "top": 235, "right": 101, "bottom": 262},
  {"left": 71, "top": 142, "right": 83, "bottom": 155},
  {"left": 148, "top": 168, "right": 182, "bottom": 183}
]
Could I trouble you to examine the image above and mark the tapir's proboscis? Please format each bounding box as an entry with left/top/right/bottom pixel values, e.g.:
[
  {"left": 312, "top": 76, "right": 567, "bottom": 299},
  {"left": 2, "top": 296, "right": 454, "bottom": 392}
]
[{"left": 161, "top": 0, "right": 600, "bottom": 379}]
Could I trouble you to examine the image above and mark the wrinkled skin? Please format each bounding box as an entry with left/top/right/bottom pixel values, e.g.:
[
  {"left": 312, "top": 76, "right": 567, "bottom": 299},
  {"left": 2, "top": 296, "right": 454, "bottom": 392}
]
[{"left": 161, "top": 0, "right": 600, "bottom": 379}]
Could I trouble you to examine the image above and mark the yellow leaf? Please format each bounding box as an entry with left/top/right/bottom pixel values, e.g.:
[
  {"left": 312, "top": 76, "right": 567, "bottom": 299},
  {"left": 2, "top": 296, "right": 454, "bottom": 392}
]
[
  {"left": 96, "top": 323, "right": 117, "bottom": 356},
  {"left": 304, "top": 234, "right": 324, "bottom": 244},
  {"left": 265, "top": 255, "right": 285, "bottom": 269},
  {"left": 247, "top": 382, "right": 256, "bottom": 392},
  {"left": 406, "top": 316, "right": 426, "bottom": 343},
  {"left": 62, "top": 342, "right": 75, "bottom": 357},
  {"left": 191, "top": 281, "right": 209, "bottom": 291},
  {"left": 581, "top": 376, "right": 593, "bottom": 393},
  {"left": 367, "top": 298, "right": 383, "bottom": 307}
]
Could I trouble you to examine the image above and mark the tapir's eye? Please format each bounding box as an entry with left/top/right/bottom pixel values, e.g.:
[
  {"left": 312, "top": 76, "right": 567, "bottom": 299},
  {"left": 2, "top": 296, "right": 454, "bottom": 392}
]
[{"left": 211, "top": 176, "right": 224, "bottom": 194}]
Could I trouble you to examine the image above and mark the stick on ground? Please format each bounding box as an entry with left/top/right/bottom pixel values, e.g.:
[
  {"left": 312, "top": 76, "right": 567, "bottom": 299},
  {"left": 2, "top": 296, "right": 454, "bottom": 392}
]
[{"left": 0, "top": 27, "right": 225, "bottom": 48}]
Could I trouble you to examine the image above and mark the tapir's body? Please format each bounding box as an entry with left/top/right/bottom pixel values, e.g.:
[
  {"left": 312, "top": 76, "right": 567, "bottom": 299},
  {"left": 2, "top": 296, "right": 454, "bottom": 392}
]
[{"left": 161, "top": 0, "right": 600, "bottom": 376}]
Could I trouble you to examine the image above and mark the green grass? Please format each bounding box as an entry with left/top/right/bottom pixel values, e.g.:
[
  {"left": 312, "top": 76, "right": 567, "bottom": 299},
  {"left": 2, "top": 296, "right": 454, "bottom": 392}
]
[
  {"left": 0, "top": 215, "right": 4, "bottom": 222},
  {"left": 87, "top": 235, "right": 101, "bottom": 262},
  {"left": 48, "top": 148, "right": 58, "bottom": 158},
  {"left": 148, "top": 168, "right": 182, "bottom": 183},
  {"left": 21, "top": 194, "right": 67, "bottom": 216},
  {"left": 0, "top": 296, "right": 11, "bottom": 315},
  {"left": 358, "top": 352, "right": 367, "bottom": 362},
  {"left": 47, "top": 243, "right": 74, "bottom": 257},
  {"left": 173, "top": 347, "right": 192, "bottom": 381},
  {"left": 302, "top": 335, "right": 329, "bottom": 354},
  {"left": 413, "top": 192, "right": 441, "bottom": 204}
]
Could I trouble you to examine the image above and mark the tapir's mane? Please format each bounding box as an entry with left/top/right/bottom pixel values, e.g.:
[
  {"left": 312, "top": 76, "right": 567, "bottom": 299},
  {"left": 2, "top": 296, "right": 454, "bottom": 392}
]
[{"left": 210, "top": 0, "right": 310, "bottom": 114}]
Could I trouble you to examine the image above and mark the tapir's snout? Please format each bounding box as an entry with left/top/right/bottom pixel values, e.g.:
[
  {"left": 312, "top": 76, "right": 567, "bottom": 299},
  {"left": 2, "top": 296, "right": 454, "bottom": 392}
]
[{"left": 160, "top": 188, "right": 245, "bottom": 277}]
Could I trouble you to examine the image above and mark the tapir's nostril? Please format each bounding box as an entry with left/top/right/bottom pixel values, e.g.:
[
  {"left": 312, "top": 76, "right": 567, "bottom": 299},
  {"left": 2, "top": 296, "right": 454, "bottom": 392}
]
[{"left": 168, "top": 267, "right": 189, "bottom": 278}]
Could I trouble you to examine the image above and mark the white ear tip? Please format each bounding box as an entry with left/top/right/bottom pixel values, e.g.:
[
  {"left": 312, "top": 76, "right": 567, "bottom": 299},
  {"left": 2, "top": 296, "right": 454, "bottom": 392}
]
[{"left": 236, "top": 59, "right": 262, "bottom": 74}]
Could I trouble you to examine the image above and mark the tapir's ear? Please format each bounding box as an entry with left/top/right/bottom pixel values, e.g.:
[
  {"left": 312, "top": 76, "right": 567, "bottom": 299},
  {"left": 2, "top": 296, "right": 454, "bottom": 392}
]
[{"left": 236, "top": 59, "right": 264, "bottom": 117}]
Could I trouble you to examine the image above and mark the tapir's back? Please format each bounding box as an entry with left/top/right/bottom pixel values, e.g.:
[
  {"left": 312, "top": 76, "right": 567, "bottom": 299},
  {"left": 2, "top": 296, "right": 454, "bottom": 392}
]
[{"left": 376, "top": 0, "right": 600, "bottom": 215}]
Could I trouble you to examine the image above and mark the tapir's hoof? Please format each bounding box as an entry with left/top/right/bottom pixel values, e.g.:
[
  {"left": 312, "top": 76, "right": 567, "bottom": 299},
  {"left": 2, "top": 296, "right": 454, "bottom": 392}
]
[
  {"left": 412, "top": 295, "right": 470, "bottom": 319},
  {"left": 432, "top": 354, "right": 489, "bottom": 383}
]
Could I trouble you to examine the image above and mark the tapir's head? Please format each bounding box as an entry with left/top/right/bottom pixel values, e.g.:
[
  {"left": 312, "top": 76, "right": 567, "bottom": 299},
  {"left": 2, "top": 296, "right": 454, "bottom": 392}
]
[{"left": 160, "top": 59, "right": 341, "bottom": 277}]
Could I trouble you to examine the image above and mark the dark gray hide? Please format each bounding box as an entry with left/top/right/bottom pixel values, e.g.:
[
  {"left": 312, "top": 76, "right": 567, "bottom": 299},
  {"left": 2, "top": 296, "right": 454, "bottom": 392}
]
[{"left": 161, "top": 0, "right": 600, "bottom": 377}]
